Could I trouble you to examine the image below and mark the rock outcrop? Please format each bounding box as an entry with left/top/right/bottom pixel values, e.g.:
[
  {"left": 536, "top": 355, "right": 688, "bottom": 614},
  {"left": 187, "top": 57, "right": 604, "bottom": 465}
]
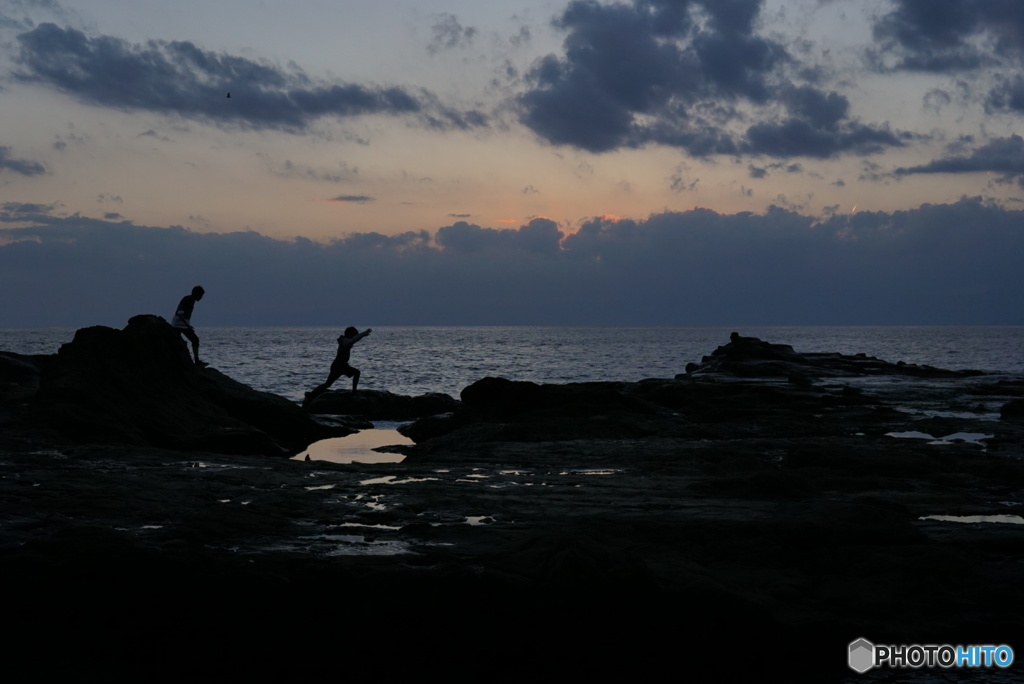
[
  {"left": 689, "top": 331, "right": 982, "bottom": 379},
  {"left": 304, "top": 387, "right": 460, "bottom": 420},
  {"left": 1, "top": 315, "right": 341, "bottom": 455}
]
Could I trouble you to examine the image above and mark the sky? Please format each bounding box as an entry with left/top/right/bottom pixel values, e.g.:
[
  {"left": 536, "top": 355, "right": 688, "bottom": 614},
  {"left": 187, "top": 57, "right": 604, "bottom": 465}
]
[{"left": 2, "top": 0, "right": 1024, "bottom": 326}]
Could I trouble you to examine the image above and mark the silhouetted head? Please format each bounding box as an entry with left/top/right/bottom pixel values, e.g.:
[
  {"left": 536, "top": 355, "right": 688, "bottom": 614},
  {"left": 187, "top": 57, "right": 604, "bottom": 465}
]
[
  {"left": 192, "top": 286, "right": 205, "bottom": 300},
  {"left": 344, "top": 326, "right": 358, "bottom": 338},
  {"left": 730, "top": 331, "right": 739, "bottom": 342}
]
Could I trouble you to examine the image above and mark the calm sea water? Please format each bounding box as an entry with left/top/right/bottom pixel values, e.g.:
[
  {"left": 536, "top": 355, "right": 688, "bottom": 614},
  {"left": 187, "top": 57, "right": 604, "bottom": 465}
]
[{"left": 2, "top": 326, "right": 1022, "bottom": 402}]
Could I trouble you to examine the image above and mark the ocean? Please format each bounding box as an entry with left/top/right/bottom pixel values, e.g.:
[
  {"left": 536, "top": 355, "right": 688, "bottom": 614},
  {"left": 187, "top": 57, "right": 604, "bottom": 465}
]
[{"left": 2, "top": 326, "right": 1022, "bottom": 403}]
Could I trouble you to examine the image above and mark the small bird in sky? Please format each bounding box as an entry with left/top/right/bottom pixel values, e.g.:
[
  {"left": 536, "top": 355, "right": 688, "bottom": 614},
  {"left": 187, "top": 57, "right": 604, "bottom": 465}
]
[{"left": 226, "top": 92, "right": 231, "bottom": 98}]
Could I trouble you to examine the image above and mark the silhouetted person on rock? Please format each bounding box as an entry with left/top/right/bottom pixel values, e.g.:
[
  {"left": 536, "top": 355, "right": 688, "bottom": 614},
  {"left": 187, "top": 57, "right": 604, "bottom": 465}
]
[
  {"left": 730, "top": 331, "right": 758, "bottom": 344},
  {"left": 172, "top": 286, "right": 206, "bottom": 367},
  {"left": 304, "top": 326, "right": 372, "bottom": 407}
]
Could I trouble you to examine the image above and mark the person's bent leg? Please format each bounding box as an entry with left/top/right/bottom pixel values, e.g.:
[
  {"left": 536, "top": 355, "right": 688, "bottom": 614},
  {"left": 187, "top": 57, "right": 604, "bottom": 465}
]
[
  {"left": 305, "top": 370, "right": 341, "bottom": 407},
  {"left": 182, "top": 328, "right": 201, "bottom": 364},
  {"left": 351, "top": 368, "right": 360, "bottom": 393}
]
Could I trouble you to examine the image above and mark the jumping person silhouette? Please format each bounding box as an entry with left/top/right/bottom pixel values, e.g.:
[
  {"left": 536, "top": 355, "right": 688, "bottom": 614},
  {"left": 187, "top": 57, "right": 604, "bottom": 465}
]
[
  {"left": 304, "top": 326, "right": 372, "bottom": 407},
  {"left": 171, "top": 286, "right": 206, "bottom": 367}
]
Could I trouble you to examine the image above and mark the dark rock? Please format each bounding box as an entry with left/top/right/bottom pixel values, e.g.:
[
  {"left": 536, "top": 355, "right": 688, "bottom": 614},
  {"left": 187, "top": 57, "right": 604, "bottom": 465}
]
[
  {"left": 397, "top": 412, "right": 461, "bottom": 442},
  {"left": 0, "top": 352, "right": 42, "bottom": 424},
  {"left": 5, "top": 315, "right": 340, "bottom": 455},
  {"left": 400, "top": 334, "right": 1015, "bottom": 466},
  {"left": 305, "top": 388, "right": 460, "bottom": 420},
  {"left": 693, "top": 332, "right": 980, "bottom": 379},
  {"left": 1000, "top": 399, "right": 1024, "bottom": 420},
  {"left": 461, "top": 376, "right": 657, "bottom": 420},
  {"left": 460, "top": 376, "right": 544, "bottom": 418}
]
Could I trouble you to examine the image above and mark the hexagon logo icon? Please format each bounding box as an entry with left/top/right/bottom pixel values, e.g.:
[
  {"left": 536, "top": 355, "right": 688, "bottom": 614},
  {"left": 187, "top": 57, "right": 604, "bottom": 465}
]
[{"left": 848, "top": 638, "right": 875, "bottom": 673}]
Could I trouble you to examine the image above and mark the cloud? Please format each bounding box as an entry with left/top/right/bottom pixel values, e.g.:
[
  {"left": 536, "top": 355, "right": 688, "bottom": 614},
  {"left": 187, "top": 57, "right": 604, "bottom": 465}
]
[
  {"left": 427, "top": 14, "right": 477, "bottom": 55},
  {"left": 0, "top": 146, "right": 46, "bottom": 176},
  {"left": 744, "top": 117, "right": 904, "bottom": 159},
  {"left": 2, "top": 199, "right": 1023, "bottom": 326},
  {"left": 137, "top": 129, "right": 173, "bottom": 143},
  {"left": 13, "top": 23, "right": 488, "bottom": 133},
  {"left": 870, "top": 0, "right": 1024, "bottom": 73},
  {"left": 435, "top": 218, "right": 563, "bottom": 254},
  {"left": 894, "top": 135, "right": 1024, "bottom": 185},
  {"left": 869, "top": 1, "right": 1024, "bottom": 117},
  {"left": 987, "top": 75, "right": 1024, "bottom": 114},
  {"left": 328, "top": 195, "right": 374, "bottom": 203},
  {"left": 264, "top": 157, "right": 359, "bottom": 184},
  {"left": 0, "top": 201, "right": 60, "bottom": 220},
  {"left": 516, "top": 0, "right": 900, "bottom": 159}
]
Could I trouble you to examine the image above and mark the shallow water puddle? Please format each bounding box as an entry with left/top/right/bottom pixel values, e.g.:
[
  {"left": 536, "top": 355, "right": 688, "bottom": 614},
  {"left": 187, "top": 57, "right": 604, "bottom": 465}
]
[
  {"left": 339, "top": 522, "right": 401, "bottom": 531},
  {"left": 919, "top": 514, "right": 1024, "bottom": 525},
  {"left": 354, "top": 493, "right": 387, "bottom": 510},
  {"left": 358, "top": 475, "right": 439, "bottom": 485},
  {"left": 294, "top": 428, "right": 413, "bottom": 464},
  {"left": 269, "top": 535, "right": 412, "bottom": 556},
  {"left": 886, "top": 431, "right": 992, "bottom": 446}
]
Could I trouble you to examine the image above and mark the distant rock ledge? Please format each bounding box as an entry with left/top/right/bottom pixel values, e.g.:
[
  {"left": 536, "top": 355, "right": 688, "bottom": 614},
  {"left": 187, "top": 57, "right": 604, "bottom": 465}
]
[
  {"left": 686, "top": 331, "right": 984, "bottom": 380},
  {"left": 395, "top": 332, "right": 1022, "bottom": 461}
]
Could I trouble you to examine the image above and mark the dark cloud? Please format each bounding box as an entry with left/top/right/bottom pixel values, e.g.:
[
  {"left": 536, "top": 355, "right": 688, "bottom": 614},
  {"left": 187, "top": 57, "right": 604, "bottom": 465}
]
[
  {"left": 894, "top": 135, "right": 1024, "bottom": 185},
  {"left": 870, "top": 0, "right": 1024, "bottom": 73},
  {"left": 0, "top": 201, "right": 60, "bottom": 220},
  {"left": 435, "top": 218, "right": 563, "bottom": 255},
  {"left": 329, "top": 195, "right": 374, "bottom": 203},
  {"left": 745, "top": 118, "right": 903, "bottom": 159},
  {"left": 868, "top": 0, "right": 1024, "bottom": 133},
  {"left": 2, "top": 200, "right": 1022, "bottom": 326},
  {"left": 986, "top": 75, "right": 1024, "bottom": 114},
  {"left": 0, "top": 146, "right": 46, "bottom": 176},
  {"left": 870, "top": 0, "right": 991, "bottom": 72},
  {"left": 517, "top": 0, "right": 899, "bottom": 159},
  {"left": 742, "top": 86, "right": 905, "bottom": 158},
  {"left": 14, "top": 23, "right": 488, "bottom": 133}
]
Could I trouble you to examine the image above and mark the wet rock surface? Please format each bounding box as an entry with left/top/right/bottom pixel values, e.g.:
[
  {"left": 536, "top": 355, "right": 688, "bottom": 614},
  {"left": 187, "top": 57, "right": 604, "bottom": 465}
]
[
  {"left": 3, "top": 332, "right": 1024, "bottom": 681},
  {"left": 304, "top": 386, "right": 460, "bottom": 420}
]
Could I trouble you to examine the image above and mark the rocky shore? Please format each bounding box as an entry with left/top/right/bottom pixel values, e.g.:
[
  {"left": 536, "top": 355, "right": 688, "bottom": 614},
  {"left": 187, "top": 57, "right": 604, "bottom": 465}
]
[{"left": 2, "top": 321, "right": 1023, "bottom": 681}]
